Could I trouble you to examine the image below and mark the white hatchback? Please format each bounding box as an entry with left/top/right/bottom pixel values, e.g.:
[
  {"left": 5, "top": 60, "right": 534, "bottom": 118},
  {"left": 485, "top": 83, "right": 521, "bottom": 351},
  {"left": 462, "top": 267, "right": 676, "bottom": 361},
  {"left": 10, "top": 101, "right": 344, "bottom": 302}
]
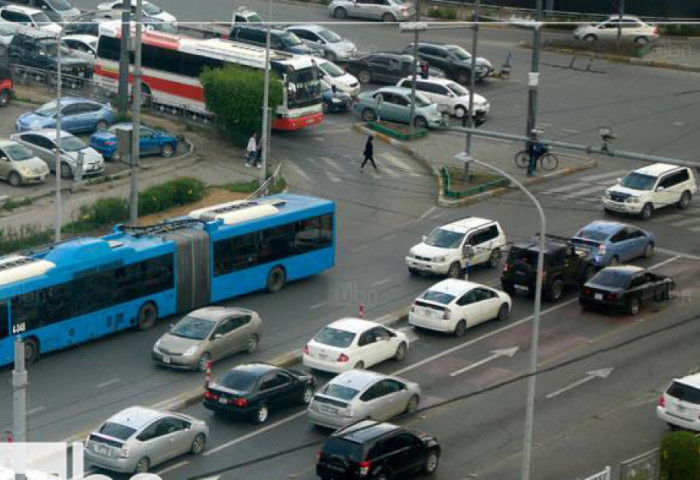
[
  {"left": 657, "top": 373, "right": 700, "bottom": 431},
  {"left": 318, "top": 59, "right": 360, "bottom": 97},
  {"left": 409, "top": 279, "right": 511, "bottom": 336},
  {"left": 303, "top": 318, "right": 410, "bottom": 373},
  {"left": 396, "top": 76, "right": 490, "bottom": 120}
]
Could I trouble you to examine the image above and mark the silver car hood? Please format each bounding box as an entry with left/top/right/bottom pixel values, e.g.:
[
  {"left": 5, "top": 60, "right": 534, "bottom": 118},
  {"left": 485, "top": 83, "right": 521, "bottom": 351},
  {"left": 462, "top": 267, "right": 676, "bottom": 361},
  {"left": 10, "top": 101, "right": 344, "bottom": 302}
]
[{"left": 157, "top": 333, "right": 201, "bottom": 355}]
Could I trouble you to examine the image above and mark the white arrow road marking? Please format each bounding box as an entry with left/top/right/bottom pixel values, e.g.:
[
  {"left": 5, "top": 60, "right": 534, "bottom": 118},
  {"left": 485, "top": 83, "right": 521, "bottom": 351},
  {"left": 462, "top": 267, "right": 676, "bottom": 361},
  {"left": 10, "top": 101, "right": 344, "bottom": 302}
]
[
  {"left": 449, "top": 346, "right": 520, "bottom": 377},
  {"left": 545, "top": 367, "right": 614, "bottom": 399}
]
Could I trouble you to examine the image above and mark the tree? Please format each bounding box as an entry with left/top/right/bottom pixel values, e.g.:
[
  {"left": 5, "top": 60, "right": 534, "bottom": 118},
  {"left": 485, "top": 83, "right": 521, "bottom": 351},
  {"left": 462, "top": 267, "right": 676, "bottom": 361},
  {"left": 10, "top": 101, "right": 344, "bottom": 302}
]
[
  {"left": 660, "top": 431, "right": 700, "bottom": 480},
  {"left": 200, "top": 65, "right": 284, "bottom": 146}
]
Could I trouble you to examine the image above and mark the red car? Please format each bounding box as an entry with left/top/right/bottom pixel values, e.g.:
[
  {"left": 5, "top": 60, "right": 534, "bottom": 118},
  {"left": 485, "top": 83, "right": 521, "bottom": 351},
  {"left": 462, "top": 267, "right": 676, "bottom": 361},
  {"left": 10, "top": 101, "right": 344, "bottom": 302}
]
[{"left": 0, "top": 63, "right": 12, "bottom": 108}]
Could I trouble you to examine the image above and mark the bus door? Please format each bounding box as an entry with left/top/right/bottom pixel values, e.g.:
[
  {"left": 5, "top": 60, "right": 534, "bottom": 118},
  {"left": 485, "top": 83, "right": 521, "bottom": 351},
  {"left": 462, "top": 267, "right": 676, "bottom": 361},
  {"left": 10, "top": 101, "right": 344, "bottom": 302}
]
[{"left": 164, "top": 230, "right": 211, "bottom": 313}]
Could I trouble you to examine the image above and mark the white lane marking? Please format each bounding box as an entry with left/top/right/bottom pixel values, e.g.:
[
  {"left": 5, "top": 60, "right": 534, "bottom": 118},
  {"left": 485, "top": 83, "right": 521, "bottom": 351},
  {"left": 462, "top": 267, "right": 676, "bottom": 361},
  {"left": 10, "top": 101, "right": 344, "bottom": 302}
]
[
  {"left": 351, "top": 244, "right": 368, "bottom": 253},
  {"left": 203, "top": 411, "right": 306, "bottom": 456},
  {"left": 545, "top": 367, "right": 614, "bottom": 399},
  {"left": 689, "top": 225, "right": 700, "bottom": 232},
  {"left": 544, "top": 181, "right": 588, "bottom": 194},
  {"left": 370, "top": 278, "right": 391, "bottom": 287},
  {"left": 286, "top": 163, "right": 312, "bottom": 183},
  {"left": 313, "top": 136, "right": 325, "bottom": 142},
  {"left": 578, "top": 169, "right": 628, "bottom": 182},
  {"left": 667, "top": 216, "right": 700, "bottom": 227},
  {"left": 656, "top": 247, "right": 700, "bottom": 261},
  {"left": 155, "top": 460, "right": 189, "bottom": 475},
  {"left": 97, "top": 378, "right": 121, "bottom": 389},
  {"left": 381, "top": 152, "right": 420, "bottom": 177},
  {"left": 377, "top": 165, "right": 402, "bottom": 179},
  {"left": 560, "top": 128, "right": 581, "bottom": 134},
  {"left": 449, "top": 347, "right": 520, "bottom": 377},
  {"left": 326, "top": 172, "right": 342, "bottom": 183},
  {"left": 27, "top": 406, "right": 45, "bottom": 416},
  {"left": 417, "top": 206, "right": 437, "bottom": 222},
  {"left": 310, "top": 301, "right": 328, "bottom": 310},
  {"left": 432, "top": 211, "right": 447, "bottom": 220},
  {"left": 649, "top": 255, "right": 681, "bottom": 270},
  {"left": 561, "top": 185, "right": 605, "bottom": 200},
  {"left": 320, "top": 156, "right": 343, "bottom": 172},
  {"left": 381, "top": 234, "right": 396, "bottom": 242}
]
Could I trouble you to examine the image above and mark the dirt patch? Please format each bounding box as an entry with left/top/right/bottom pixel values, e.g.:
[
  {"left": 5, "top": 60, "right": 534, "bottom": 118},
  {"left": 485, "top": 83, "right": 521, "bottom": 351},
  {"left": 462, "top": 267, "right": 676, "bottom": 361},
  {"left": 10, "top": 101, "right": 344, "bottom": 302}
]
[{"left": 137, "top": 187, "right": 248, "bottom": 225}]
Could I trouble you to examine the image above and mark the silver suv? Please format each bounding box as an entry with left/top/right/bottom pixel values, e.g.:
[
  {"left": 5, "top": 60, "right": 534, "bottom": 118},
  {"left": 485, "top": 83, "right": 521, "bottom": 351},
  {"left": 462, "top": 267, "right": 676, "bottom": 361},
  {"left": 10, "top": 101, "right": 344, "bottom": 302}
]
[
  {"left": 328, "top": 0, "right": 415, "bottom": 22},
  {"left": 84, "top": 406, "right": 209, "bottom": 473}
]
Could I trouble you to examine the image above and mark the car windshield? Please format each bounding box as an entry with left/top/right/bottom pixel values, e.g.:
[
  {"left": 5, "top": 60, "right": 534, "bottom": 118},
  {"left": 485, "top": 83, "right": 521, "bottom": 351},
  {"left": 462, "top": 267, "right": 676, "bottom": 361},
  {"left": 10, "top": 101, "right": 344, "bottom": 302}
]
[
  {"left": 589, "top": 269, "right": 632, "bottom": 289},
  {"left": 424, "top": 228, "right": 465, "bottom": 249},
  {"left": 414, "top": 92, "right": 431, "bottom": 108},
  {"left": 170, "top": 316, "right": 215, "bottom": 340},
  {"left": 446, "top": 45, "right": 471, "bottom": 60},
  {"left": 5, "top": 144, "right": 34, "bottom": 161},
  {"left": 31, "top": 12, "right": 53, "bottom": 24},
  {"left": 317, "top": 28, "right": 342, "bottom": 43},
  {"left": 447, "top": 81, "right": 468, "bottom": 96},
  {"left": 420, "top": 290, "right": 455, "bottom": 305},
  {"left": 320, "top": 60, "right": 344, "bottom": 78},
  {"left": 323, "top": 384, "right": 359, "bottom": 400},
  {"left": 61, "top": 136, "right": 87, "bottom": 152},
  {"left": 314, "top": 327, "right": 356, "bottom": 348},
  {"left": 35, "top": 102, "right": 58, "bottom": 117},
  {"left": 280, "top": 32, "right": 303, "bottom": 47},
  {"left": 220, "top": 370, "right": 258, "bottom": 392},
  {"left": 47, "top": 0, "right": 74, "bottom": 11},
  {"left": 246, "top": 13, "right": 263, "bottom": 23},
  {"left": 620, "top": 172, "right": 656, "bottom": 190},
  {"left": 142, "top": 2, "right": 162, "bottom": 15},
  {"left": 98, "top": 422, "right": 136, "bottom": 440},
  {"left": 575, "top": 228, "right": 611, "bottom": 242}
]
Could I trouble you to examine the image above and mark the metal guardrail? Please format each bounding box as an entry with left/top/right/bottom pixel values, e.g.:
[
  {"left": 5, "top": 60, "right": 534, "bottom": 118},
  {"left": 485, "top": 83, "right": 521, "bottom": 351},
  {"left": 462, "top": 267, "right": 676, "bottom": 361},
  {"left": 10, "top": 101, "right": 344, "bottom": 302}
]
[
  {"left": 247, "top": 163, "right": 283, "bottom": 199},
  {"left": 584, "top": 466, "right": 612, "bottom": 480},
  {"left": 619, "top": 449, "right": 660, "bottom": 480}
]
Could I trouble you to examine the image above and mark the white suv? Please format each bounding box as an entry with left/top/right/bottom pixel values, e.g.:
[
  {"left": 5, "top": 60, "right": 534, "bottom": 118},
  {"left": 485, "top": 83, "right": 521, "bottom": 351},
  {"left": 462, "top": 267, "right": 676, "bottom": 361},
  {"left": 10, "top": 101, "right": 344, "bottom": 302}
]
[
  {"left": 396, "top": 76, "right": 490, "bottom": 120},
  {"left": 406, "top": 217, "right": 506, "bottom": 278},
  {"left": 657, "top": 373, "right": 700, "bottom": 431},
  {"left": 602, "top": 163, "right": 697, "bottom": 220}
]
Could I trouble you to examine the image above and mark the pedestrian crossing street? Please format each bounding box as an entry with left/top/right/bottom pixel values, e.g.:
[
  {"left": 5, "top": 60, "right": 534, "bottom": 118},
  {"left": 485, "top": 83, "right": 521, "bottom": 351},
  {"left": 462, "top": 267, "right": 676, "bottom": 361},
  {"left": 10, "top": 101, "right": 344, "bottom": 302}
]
[
  {"left": 539, "top": 168, "right": 700, "bottom": 232},
  {"left": 281, "top": 151, "right": 429, "bottom": 184}
]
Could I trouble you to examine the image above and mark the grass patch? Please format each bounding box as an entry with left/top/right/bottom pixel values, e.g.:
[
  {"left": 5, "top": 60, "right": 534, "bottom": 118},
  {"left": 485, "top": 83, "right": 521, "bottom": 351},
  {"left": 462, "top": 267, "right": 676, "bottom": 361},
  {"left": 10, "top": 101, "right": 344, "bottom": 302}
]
[
  {"left": 3, "top": 196, "right": 34, "bottom": 211},
  {"left": 428, "top": 7, "right": 457, "bottom": 20},
  {"left": 0, "top": 225, "right": 53, "bottom": 255},
  {"left": 224, "top": 175, "right": 287, "bottom": 195},
  {"left": 445, "top": 166, "right": 502, "bottom": 191}
]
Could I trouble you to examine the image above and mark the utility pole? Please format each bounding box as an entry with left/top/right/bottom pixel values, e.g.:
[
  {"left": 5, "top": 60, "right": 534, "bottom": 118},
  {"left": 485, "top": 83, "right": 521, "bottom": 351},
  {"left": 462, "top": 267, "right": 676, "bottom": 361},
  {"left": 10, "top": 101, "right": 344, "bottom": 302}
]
[
  {"left": 117, "top": 1, "right": 131, "bottom": 115},
  {"left": 129, "top": 0, "right": 142, "bottom": 224},
  {"left": 54, "top": 29, "right": 63, "bottom": 242},
  {"left": 13, "top": 339, "right": 27, "bottom": 480},
  {"left": 408, "top": 0, "right": 421, "bottom": 136},
  {"left": 260, "top": 0, "right": 272, "bottom": 191},
  {"left": 463, "top": 0, "right": 480, "bottom": 180},
  {"left": 616, "top": 0, "right": 625, "bottom": 49},
  {"left": 525, "top": 0, "right": 543, "bottom": 145}
]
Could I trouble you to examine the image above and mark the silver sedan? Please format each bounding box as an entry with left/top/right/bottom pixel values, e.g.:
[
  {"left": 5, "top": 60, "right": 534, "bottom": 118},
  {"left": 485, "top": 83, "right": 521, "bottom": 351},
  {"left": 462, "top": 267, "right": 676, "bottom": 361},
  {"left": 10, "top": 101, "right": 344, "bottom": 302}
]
[{"left": 307, "top": 369, "right": 421, "bottom": 429}]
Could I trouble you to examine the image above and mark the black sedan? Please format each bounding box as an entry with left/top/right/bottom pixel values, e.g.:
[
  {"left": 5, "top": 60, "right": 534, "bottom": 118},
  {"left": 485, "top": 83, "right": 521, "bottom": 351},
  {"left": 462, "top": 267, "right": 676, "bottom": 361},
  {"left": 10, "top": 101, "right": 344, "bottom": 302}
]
[
  {"left": 321, "top": 79, "right": 351, "bottom": 113},
  {"left": 346, "top": 52, "right": 444, "bottom": 85},
  {"left": 579, "top": 265, "right": 674, "bottom": 314},
  {"left": 203, "top": 363, "right": 316, "bottom": 423}
]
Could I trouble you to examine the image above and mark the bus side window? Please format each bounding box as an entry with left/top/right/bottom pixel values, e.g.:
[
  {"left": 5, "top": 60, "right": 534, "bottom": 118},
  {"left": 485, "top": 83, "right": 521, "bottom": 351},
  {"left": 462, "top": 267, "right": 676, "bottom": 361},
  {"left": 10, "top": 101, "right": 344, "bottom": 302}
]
[{"left": 0, "top": 302, "right": 8, "bottom": 340}]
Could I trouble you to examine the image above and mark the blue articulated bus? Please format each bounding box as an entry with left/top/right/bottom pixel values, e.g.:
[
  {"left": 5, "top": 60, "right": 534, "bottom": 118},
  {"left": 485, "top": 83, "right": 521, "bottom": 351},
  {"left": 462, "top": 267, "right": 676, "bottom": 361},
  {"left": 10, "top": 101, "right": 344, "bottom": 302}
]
[{"left": 0, "top": 193, "right": 335, "bottom": 367}]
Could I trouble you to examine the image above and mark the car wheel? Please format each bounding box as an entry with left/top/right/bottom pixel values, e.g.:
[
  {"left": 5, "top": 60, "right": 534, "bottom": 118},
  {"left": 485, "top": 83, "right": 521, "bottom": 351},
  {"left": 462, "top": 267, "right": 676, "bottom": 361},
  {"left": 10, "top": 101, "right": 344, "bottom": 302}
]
[
  {"left": 393, "top": 342, "right": 407, "bottom": 361},
  {"left": 8, "top": 172, "right": 22, "bottom": 187},
  {"left": 24, "top": 337, "right": 39, "bottom": 365},
  {"left": 266, "top": 266, "right": 286, "bottom": 293},
  {"left": 333, "top": 6, "right": 347, "bottom": 19},
  {"left": 634, "top": 36, "right": 649, "bottom": 46},
  {"left": 361, "top": 108, "right": 377, "bottom": 122},
  {"left": 0, "top": 89, "right": 9, "bottom": 108},
  {"left": 190, "top": 433, "right": 206, "bottom": 455},
  {"left": 497, "top": 304, "right": 509, "bottom": 321},
  {"left": 95, "top": 120, "right": 108, "bottom": 131},
  {"left": 447, "top": 262, "right": 461, "bottom": 278},
  {"left": 246, "top": 334, "right": 260, "bottom": 354},
  {"left": 627, "top": 296, "right": 640, "bottom": 315},
  {"left": 408, "top": 267, "right": 420, "bottom": 276},
  {"left": 583, "top": 34, "right": 598, "bottom": 42},
  {"left": 488, "top": 249, "right": 502, "bottom": 268},
  {"left": 456, "top": 70, "right": 469, "bottom": 84},
  {"left": 546, "top": 278, "right": 564, "bottom": 302},
  {"left": 414, "top": 116, "right": 427, "bottom": 129},
  {"left": 382, "top": 12, "right": 396, "bottom": 22},
  {"left": 254, "top": 404, "right": 269, "bottom": 424},
  {"left": 137, "top": 302, "right": 158, "bottom": 330},
  {"left": 134, "top": 457, "right": 150, "bottom": 474},
  {"left": 358, "top": 70, "right": 372, "bottom": 84},
  {"left": 643, "top": 243, "right": 654, "bottom": 259},
  {"left": 405, "top": 394, "right": 419, "bottom": 414},
  {"left": 354, "top": 360, "right": 365, "bottom": 369},
  {"left": 60, "top": 162, "right": 73, "bottom": 179},
  {"left": 454, "top": 105, "right": 467, "bottom": 119},
  {"left": 197, "top": 352, "right": 211, "bottom": 372},
  {"left": 161, "top": 143, "right": 175, "bottom": 158},
  {"left": 678, "top": 191, "right": 691, "bottom": 209},
  {"left": 501, "top": 281, "right": 515, "bottom": 295},
  {"left": 640, "top": 202, "right": 653, "bottom": 220},
  {"left": 453, "top": 319, "right": 466, "bottom": 337},
  {"left": 322, "top": 100, "right": 331, "bottom": 113},
  {"left": 424, "top": 449, "right": 440, "bottom": 474},
  {"left": 301, "top": 384, "right": 315, "bottom": 404}
]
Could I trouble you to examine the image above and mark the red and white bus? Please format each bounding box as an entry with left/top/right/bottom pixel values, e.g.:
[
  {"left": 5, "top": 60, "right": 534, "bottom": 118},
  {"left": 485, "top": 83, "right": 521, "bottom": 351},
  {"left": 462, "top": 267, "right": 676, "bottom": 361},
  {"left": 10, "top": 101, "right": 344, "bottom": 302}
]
[{"left": 95, "top": 22, "right": 324, "bottom": 130}]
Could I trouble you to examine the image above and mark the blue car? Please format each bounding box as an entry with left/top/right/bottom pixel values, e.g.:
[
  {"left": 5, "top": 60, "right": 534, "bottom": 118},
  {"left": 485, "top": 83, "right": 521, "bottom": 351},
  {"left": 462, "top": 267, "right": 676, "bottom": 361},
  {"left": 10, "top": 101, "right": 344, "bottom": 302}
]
[
  {"left": 89, "top": 123, "right": 178, "bottom": 161},
  {"left": 321, "top": 79, "right": 351, "bottom": 113},
  {"left": 570, "top": 220, "right": 655, "bottom": 268},
  {"left": 16, "top": 98, "right": 114, "bottom": 134}
]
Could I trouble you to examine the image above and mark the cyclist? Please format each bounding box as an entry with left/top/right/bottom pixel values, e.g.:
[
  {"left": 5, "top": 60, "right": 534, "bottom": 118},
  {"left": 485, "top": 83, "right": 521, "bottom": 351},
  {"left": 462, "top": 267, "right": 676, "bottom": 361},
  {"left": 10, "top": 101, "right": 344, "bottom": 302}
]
[{"left": 526, "top": 129, "right": 547, "bottom": 177}]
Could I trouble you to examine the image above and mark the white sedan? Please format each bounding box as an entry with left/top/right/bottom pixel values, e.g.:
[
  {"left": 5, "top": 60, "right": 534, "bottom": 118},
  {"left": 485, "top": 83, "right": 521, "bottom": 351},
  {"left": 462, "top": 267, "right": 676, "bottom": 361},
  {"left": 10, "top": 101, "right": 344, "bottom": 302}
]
[
  {"left": 409, "top": 279, "right": 511, "bottom": 336},
  {"left": 303, "top": 318, "right": 410, "bottom": 373},
  {"left": 96, "top": 0, "right": 177, "bottom": 24}
]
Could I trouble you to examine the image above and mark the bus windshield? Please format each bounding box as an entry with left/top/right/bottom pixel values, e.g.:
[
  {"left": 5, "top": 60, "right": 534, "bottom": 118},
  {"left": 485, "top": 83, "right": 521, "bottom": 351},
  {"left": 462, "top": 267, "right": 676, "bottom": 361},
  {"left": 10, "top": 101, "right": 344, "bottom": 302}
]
[{"left": 286, "top": 66, "right": 322, "bottom": 108}]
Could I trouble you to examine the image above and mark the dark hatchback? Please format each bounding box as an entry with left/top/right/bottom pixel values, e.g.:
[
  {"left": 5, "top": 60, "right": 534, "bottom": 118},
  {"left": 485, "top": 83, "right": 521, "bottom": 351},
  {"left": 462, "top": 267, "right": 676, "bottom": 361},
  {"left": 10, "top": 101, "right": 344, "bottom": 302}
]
[
  {"left": 316, "top": 420, "right": 440, "bottom": 480},
  {"left": 203, "top": 363, "right": 316, "bottom": 424},
  {"left": 345, "top": 52, "right": 444, "bottom": 85},
  {"left": 321, "top": 80, "right": 351, "bottom": 113},
  {"left": 579, "top": 265, "right": 674, "bottom": 315}
]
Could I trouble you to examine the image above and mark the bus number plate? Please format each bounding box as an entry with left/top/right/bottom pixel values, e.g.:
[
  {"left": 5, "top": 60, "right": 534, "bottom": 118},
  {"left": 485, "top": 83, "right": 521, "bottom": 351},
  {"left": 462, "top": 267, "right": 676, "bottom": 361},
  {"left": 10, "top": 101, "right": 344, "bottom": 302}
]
[{"left": 12, "top": 322, "right": 26, "bottom": 334}]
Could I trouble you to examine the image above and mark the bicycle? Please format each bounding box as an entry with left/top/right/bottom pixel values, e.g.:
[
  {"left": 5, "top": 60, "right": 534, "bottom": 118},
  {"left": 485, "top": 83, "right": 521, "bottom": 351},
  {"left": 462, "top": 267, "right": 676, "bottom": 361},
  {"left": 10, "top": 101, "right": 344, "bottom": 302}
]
[{"left": 514, "top": 148, "right": 559, "bottom": 171}]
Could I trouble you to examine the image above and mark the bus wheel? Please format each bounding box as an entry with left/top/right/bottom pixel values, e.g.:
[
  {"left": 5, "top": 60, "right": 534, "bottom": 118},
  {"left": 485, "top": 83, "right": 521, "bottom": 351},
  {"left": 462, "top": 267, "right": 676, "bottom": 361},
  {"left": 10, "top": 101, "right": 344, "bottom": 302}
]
[
  {"left": 24, "top": 337, "right": 39, "bottom": 365},
  {"left": 137, "top": 302, "right": 158, "bottom": 330},
  {"left": 266, "top": 266, "right": 286, "bottom": 293}
]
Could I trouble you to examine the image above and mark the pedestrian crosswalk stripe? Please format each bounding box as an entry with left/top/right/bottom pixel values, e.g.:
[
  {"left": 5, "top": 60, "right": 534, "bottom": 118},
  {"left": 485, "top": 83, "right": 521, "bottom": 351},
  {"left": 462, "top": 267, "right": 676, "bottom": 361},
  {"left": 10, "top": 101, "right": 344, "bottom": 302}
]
[
  {"left": 320, "top": 156, "right": 343, "bottom": 172},
  {"left": 561, "top": 185, "right": 605, "bottom": 199},
  {"left": 327, "top": 172, "right": 342, "bottom": 183},
  {"left": 578, "top": 169, "right": 628, "bottom": 182},
  {"left": 667, "top": 216, "right": 700, "bottom": 227},
  {"left": 285, "top": 162, "right": 312, "bottom": 183},
  {"left": 690, "top": 225, "right": 700, "bottom": 232},
  {"left": 381, "top": 152, "right": 421, "bottom": 177},
  {"left": 545, "top": 181, "right": 588, "bottom": 194}
]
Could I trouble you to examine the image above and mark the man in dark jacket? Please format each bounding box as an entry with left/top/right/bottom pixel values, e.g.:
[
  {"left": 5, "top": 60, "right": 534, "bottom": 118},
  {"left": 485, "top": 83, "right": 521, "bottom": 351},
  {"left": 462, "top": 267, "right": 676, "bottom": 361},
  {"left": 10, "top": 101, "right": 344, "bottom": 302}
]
[{"left": 361, "top": 135, "right": 377, "bottom": 171}]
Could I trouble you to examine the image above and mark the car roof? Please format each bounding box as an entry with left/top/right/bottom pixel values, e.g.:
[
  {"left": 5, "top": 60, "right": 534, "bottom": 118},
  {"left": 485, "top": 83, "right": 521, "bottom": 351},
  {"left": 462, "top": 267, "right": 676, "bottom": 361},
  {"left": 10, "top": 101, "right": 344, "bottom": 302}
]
[
  {"left": 374, "top": 86, "right": 417, "bottom": 97},
  {"left": 0, "top": 140, "right": 21, "bottom": 148},
  {"left": 25, "top": 129, "right": 75, "bottom": 139},
  {"left": 511, "top": 237, "right": 566, "bottom": 254},
  {"left": 599, "top": 265, "right": 645, "bottom": 274},
  {"left": 37, "top": 97, "right": 97, "bottom": 106},
  {"left": 426, "top": 279, "right": 482, "bottom": 297},
  {"left": 440, "top": 216, "right": 493, "bottom": 233},
  {"left": 288, "top": 24, "right": 327, "bottom": 32},
  {"left": 13, "top": 29, "right": 56, "bottom": 39},
  {"left": 576, "top": 220, "right": 625, "bottom": 236},
  {"left": 228, "top": 362, "right": 278, "bottom": 376},
  {"left": 1, "top": 5, "right": 43, "bottom": 14},
  {"left": 371, "top": 52, "right": 412, "bottom": 61},
  {"left": 631, "top": 163, "right": 685, "bottom": 177},
  {"left": 333, "top": 420, "right": 402, "bottom": 443},
  {"left": 328, "top": 369, "right": 387, "bottom": 391},
  {"left": 188, "top": 306, "right": 251, "bottom": 322},
  {"left": 675, "top": 373, "right": 700, "bottom": 390},
  {"left": 107, "top": 406, "right": 165, "bottom": 430},
  {"left": 402, "top": 76, "right": 455, "bottom": 87},
  {"left": 604, "top": 15, "right": 643, "bottom": 21},
  {"left": 327, "top": 317, "right": 380, "bottom": 334},
  {"left": 64, "top": 34, "right": 98, "bottom": 43}
]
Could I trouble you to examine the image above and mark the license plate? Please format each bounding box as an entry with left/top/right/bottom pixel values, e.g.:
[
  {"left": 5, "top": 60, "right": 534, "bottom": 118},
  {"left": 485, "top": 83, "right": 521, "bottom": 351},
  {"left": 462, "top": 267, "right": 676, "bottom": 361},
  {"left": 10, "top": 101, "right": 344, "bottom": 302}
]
[
  {"left": 94, "top": 445, "right": 108, "bottom": 455},
  {"left": 162, "top": 355, "right": 171, "bottom": 364},
  {"left": 318, "top": 353, "right": 328, "bottom": 360},
  {"left": 514, "top": 284, "right": 528, "bottom": 291},
  {"left": 218, "top": 397, "right": 228, "bottom": 405},
  {"left": 594, "top": 294, "right": 603, "bottom": 300},
  {"left": 320, "top": 405, "right": 338, "bottom": 414}
]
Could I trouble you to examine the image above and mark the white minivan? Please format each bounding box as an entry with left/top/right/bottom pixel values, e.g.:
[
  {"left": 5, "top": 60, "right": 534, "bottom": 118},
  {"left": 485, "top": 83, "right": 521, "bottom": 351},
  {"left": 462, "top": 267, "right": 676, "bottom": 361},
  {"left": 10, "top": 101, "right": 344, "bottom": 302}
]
[
  {"left": 406, "top": 217, "right": 506, "bottom": 278},
  {"left": 396, "top": 76, "right": 490, "bottom": 120},
  {"left": 602, "top": 163, "right": 697, "bottom": 220},
  {"left": 657, "top": 373, "right": 700, "bottom": 431}
]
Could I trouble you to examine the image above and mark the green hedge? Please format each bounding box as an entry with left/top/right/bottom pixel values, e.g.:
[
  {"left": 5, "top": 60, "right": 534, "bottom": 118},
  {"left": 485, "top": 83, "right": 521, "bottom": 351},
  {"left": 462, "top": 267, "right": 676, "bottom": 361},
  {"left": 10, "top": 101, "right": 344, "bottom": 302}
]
[
  {"left": 139, "top": 177, "right": 206, "bottom": 216},
  {"left": 660, "top": 431, "right": 700, "bottom": 480}
]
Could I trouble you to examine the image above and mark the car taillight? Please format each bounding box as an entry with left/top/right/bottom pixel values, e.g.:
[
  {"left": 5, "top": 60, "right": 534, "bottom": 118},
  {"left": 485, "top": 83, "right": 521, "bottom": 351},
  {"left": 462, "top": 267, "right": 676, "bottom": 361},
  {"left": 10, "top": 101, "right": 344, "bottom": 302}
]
[
  {"left": 233, "top": 397, "right": 248, "bottom": 407},
  {"left": 204, "top": 390, "right": 219, "bottom": 401},
  {"left": 598, "top": 244, "right": 606, "bottom": 255},
  {"left": 442, "top": 309, "right": 451, "bottom": 320},
  {"left": 658, "top": 396, "right": 666, "bottom": 408},
  {"left": 582, "top": 288, "right": 591, "bottom": 295},
  {"left": 605, "top": 293, "right": 617, "bottom": 301},
  {"left": 359, "top": 460, "right": 371, "bottom": 476},
  {"left": 317, "top": 450, "right": 323, "bottom": 462},
  {"left": 118, "top": 447, "right": 129, "bottom": 459},
  {"left": 104, "top": 141, "right": 116, "bottom": 146},
  {"left": 503, "top": 263, "right": 510, "bottom": 273},
  {"left": 338, "top": 353, "right": 349, "bottom": 362},
  {"left": 303, "top": 344, "right": 309, "bottom": 355}
]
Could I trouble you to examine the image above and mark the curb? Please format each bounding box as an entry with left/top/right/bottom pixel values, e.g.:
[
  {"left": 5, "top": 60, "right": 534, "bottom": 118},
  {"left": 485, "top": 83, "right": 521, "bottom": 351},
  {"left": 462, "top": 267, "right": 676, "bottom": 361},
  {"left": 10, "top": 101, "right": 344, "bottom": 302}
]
[{"left": 63, "top": 306, "right": 408, "bottom": 444}]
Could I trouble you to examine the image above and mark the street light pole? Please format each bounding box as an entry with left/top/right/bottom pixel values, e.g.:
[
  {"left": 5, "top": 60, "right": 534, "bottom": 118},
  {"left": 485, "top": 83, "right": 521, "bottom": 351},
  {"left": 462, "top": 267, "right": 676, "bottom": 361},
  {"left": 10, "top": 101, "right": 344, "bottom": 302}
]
[
  {"left": 464, "top": 0, "right": 480, "bottom": 181},
  {"left": 525, "top": 0, "right": 543, "bottom": 142},
  {"left": 54, "top": 29, "right": 63, "bottom": 242},
  {"left": 260, "top": 0, "right": 272, "bottom": 191},
  {"left": 616, "top": 0, "right": 625, "bottom": 49},
  {"left": 129, "top": 0, "right": 143, "bottom": 224}
]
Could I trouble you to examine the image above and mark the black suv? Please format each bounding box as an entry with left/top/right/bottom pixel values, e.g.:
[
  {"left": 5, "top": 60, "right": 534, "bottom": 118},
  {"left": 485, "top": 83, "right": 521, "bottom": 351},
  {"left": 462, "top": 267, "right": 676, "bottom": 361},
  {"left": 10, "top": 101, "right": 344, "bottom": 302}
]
[
  {"left": 403, "top": 41, "right": 493, "bottom": 84},
  {"left": 8, "top": 31, "right": 92, "bottom": 81},
  {"left": 316, "top": 420, "right": 440, "bottom": 479},
  {"left": 346, "top": 52, "right": 443, "bottom": 85},
  {"left": 501, "top": 234, "right": 595, "bottom": 302}
]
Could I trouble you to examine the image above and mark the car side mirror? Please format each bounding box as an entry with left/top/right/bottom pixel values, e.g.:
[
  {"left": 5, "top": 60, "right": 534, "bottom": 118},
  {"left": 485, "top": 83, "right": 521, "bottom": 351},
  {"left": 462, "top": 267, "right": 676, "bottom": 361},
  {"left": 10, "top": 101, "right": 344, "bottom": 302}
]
[
  {"left": 616, "top": 177, "right": 622, "bottom": 183},
  {"left": 656, "top": 186, "right": 665, "bottom": 192},
  {"left": 169, "top": 323, "right": 174, "bottom": 330},
  {"left": 213, "top": 333, "right": 223, "bottom": 339},
  {"left": 421, "top": 235, "right": 427, "bottom": 242},
  {"left": 462, "top": 245, "right": 476, "bottom": 257}
]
